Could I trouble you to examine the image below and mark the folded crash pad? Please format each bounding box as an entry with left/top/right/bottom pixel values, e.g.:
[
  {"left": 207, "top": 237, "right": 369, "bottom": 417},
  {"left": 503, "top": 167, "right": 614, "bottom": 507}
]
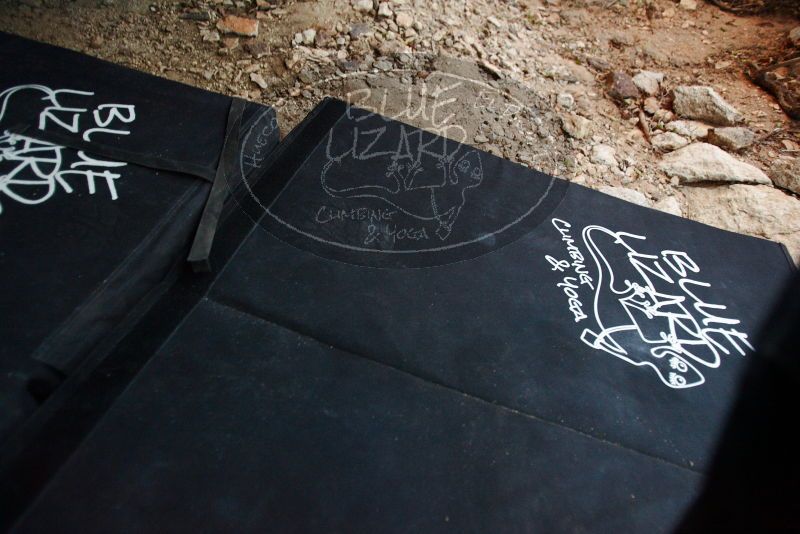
[
  {"left": 6, "top": 98, "right": 797, "bottom": 532},
  {"left": 0, "top": 32, "right": 279, "bottom": 443}
]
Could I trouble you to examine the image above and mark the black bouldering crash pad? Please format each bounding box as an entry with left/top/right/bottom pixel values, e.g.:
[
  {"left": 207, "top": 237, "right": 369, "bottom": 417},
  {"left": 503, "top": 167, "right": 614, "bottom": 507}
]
[
  {"left": 0, "top": 32, "right": 279, "bottom": 443},
  {"left": 4, "top": 98, "right": 797, "bottom": 532}
]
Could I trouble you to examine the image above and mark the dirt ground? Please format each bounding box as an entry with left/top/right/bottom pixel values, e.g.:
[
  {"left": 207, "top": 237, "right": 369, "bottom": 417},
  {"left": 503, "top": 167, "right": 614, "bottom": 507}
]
[{"left": 1, "top": 0, "right": 799, "bottom": 259}]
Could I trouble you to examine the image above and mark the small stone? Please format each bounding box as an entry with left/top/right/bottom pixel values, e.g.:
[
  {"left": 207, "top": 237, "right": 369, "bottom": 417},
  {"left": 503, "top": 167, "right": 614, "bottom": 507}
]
[
  {"left": 666, "top": 120, "right": 710, "bottom": 139},
  {"left": 217, "top": 15, "right": 259, "bottom": 38},
  {"left": 652, "top": 109, "right": 675, "bottom": 123},
  {"left": 598, "top": 186, "right": 651, "bottom": 207},
  {"left": 244, "top": 41, "right": 270, "bottom": 58},
  {"left": 606, "top": 71, "right": 640, "bottom": 101},
  {"left": 89, "top": 35, "right": 104, "bottom": 49},
  {"left": 474, "top": 134, "right": 489, "bottom": 143},
  {"left": 249, "top": 72, "right": 268, "bottom": 89},
  {"left": 491, "top": 122, "right": 505, "bottom": 138},
  {"left": 790, "top": 27, "right": 800, "bottom": 48},
  {"left": 610, "top": 32, "right": 634, "bottom": 47},
  {"left": 395, "top": 12, "right": 413, "bottom": 28},
  {"left": 769, "top": 157, "right": 800, "bottom": 195},
  {"left": 653, "top": 196, "right": 683, "bottom": 217},
  {"left": 221, "top": 36, "right": 239, "bottom": 50},
  {"left": 350, "top": 23, "right": 373, "bottom": 39},
  {"left": 651, "top": 132, "right": 690, "bottom": 151},
  {"left": 707, "top": 127, "right": 756, "bottom": 152},
  {"left": 314, "top": 29, "right": 335, "bottom": 48},
  {"left": 353, "top": 0, "right": 373, "bottom": 12},
  {"left": 591, "top": 144, "right": 618, "bottom": 167},
  {"left": 632, "top": 71, "right": 664, "bottom": 96},
  {"left": 587, "top": 56, "right": 611, "bottom": 71},
  {"left": 672, "top": 86, "right": 743, "bottom": 126},
  {"left": 679, "top": 0, "right": 697, "bottom": 10},
  {"left": 375, "top": 59, "right": 393, "bottom": 70},
  {"left": 302, "top": 28, "right": 317, "bottom": 45},
  {"left": 487, "top": 16, "right": 503, "bottom": 28},
  {"left": 561, "top": 113, "right": 591, "bottom": 139},
  {"left": 557, "top": 93, "right": 574, "bottom": 109},
  {"left": 378, "top": 39, "right": 408, "bottom": 57},
  {"left": 643, "top": 97, "right": 660, "bottom": 115},
  {"left": 297, "top": 69, "right": 316, "bottom": 84},
  {"left": 337, "top": 59, "right": 360, "bottom": 72},
  {"left": 660, "top": 143, "right": 771, "bottom": 185},
  {"left": 200, "top": 28, "right": 220, "bottom": 42},
  {"left": 377, "top": 2, "right": 393, "bottom": 17}
]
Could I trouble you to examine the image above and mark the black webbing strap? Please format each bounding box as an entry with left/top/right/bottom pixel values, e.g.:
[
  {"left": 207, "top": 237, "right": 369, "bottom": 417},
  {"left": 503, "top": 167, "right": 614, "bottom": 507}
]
[{"left": 186, "top": 98, "right": 246, "bottom": 272}]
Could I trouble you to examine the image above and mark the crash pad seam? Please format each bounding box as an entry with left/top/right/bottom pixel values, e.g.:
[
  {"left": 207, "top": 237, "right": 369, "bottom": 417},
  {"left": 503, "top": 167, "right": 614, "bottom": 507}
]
[{"left": 205, "top": 296, "right": 705, "bottom": 477}]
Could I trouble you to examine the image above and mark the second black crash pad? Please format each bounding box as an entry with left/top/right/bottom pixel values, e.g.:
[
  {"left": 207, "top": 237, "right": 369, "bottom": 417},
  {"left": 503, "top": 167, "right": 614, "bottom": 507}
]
[
  {"left": 0, "top": 32, "right": 279, "bottom": 443},
  {"left": 11, "top": 98, "right": 796, "bottom": 532}
]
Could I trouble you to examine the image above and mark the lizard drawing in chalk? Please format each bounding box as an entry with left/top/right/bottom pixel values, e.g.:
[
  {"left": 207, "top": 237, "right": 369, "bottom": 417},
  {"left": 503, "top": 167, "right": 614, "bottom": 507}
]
[{"left": 320, "top": 123, "right": 484, "bottom": 240}]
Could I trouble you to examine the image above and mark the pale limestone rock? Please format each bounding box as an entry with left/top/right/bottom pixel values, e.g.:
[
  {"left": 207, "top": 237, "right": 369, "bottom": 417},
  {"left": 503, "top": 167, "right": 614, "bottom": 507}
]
[
  {"left": 653, "top": 196, "right": 683, "bottom": 217},
  {"left": 632, "top": 71, "right": 664, "bottom": 96},
  {"left": 683, "top": 185, "right": 800, "bottom": 264},
  {"left": 666, "top": 120, "right": 710, "bottom": 139},
  {"left": 561, "top": 113, "right": 591, "bottom": 139},
  {"left": 673, "top": 86, "right": 743, "bottom": 126},
  {"left": 591, "top": 144, "right": 617, "bottom": 167},
  {"left": 660, "top": 143, "right": 770, "bottom": 185},
  {"left": 706, "top": 127, "right": 756, "bottom": 152},
  {"left": 651, "top": 132, "right": 689, "bottom": 151},
  {"left": 598, "top": 186, "right": 652, "bottom": 207},
  {"left": 769, "top": 157, "right": 800, "bottom": 195}
]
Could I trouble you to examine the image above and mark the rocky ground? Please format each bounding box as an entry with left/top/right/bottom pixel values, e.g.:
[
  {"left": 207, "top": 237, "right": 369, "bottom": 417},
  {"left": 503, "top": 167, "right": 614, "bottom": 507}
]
[{"left": 2, "top": 0, "right": 799, "bottom": 261}]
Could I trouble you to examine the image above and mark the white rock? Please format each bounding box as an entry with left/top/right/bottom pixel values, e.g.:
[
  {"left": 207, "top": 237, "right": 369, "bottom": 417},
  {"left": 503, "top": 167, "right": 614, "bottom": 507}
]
[
  {"left": 660, "top": 143, "right": 771, "bottom": 185},
  {"left": 683, "top": 184, "right": 800, "bottom": 264},
  {"left": 249, "top": 72, "right": 268, "bottom": 89},
  {"left": 632, "top": 71, "right": 664, "bottom": 96},
  {"left": 302, "top": 28, "right": 317, "bottom": 45},
  {"left": 591, "top": 144, "right": 617, "bottom": 167},
  {"left": 652, "top": 109, "right": 674, "bottom": 123},
  {"left": 352, "top": 0, "right": 373, "bottom": 12},
  {"left": 789, "top": 26, "right": 800, "bottom": 47},
  {"left": 643, "top": 97, "right": 660, "bottom": 115},
  {"left": 706, "top": 127, "right": 756, "bottom": 151},
  {"left": 377, "top": 2, "right": 393, "bottom": 17},
  {"left": 770, "top": 157, "right": 800, "bottom": 195},
  {"left": 200, "top": 28, "right": 220, "bottom": 42},
  {"left": 666, "top": 120, "right": 710, "bottom": 139},
  {"left": 651, "top": 132, "right": 690, "bottom": 151},
  {"left": 653, "top": 196, "right": 683, "bottom": 217},
  {"left": 561, "top": 113, "right": 591, "bottom": 139},
  {"left": 395, "top": 12, "right": 413, "bottom": 28},
  {"left": 557, "top": 92, "right": 575, "bottom": 109},
  {"left": 598, "top": 186, "right": 652, "bottom": 207},
  {"left": 673, "top": 86, "right": 743, "bottom": 126},
  {"left": 679, "top": 0, "right": 697, "bottom": 10}
]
